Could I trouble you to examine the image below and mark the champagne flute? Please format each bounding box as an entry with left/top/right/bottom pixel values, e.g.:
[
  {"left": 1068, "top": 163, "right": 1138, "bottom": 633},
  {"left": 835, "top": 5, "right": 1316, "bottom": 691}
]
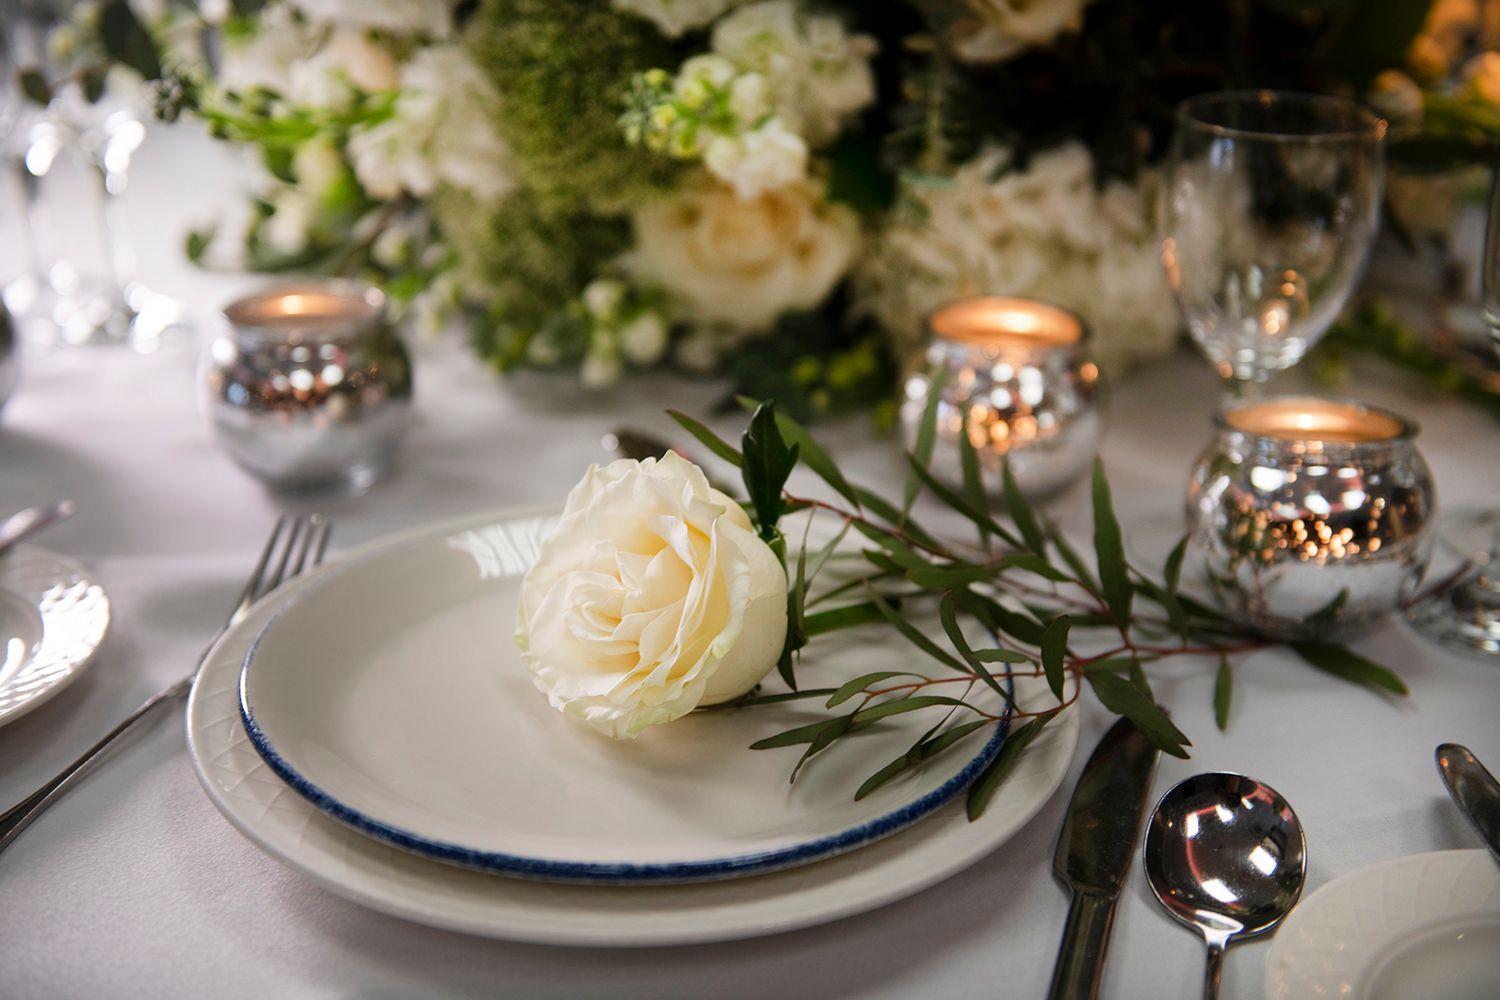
[
  {"left": 1161, "top": 90, "right": 1387, "bottom": 396},
  {"left": 1407, "top": 165, "right": 1500, "bottom": 656}
]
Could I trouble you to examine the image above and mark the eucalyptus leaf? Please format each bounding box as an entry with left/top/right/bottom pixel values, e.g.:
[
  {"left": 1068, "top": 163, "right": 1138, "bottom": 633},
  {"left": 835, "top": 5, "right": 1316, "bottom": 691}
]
[
  {"left": 1164, "top": 534, "right": 1189, "bottom": 595},
  {"left": 1091, "top": 459, "right": 1134, "bottom": 630},
  {"left": 866, "top": 587, "right": 970, "bottom": 673},
  {"left": 741, "top": 401, "right": 798, "bottom": 542},
  {"left": 803, "top": 601, "right": 886, "bottom": 636},
  {"left": 1045, "top": 517, "right": 1100, "bottom": 594},
  {"left": 852, "top": 694, "right": 976, "bottom": 724},
  {"left": 938, "top": 591, "right": 1014, "bottom": 706},
  {"left": 903, "top": 454, "right": 1020, "bottom": 548},
  {"left": 789, "top": 713, "right": 855, "bottom": 782},
  {"left": 826, "top": 671, "right": 922, "bottom": 708},
  {"left": 1291, "top": 641, "right": 1408, "bottom": 696},
  {"left": 967, "top": 715, "right": 1051, "bottom": 820},
  {"left": 1085, "top": 671, "right": 1191, "bottom": 758},
  {"left": 101, "top": 0, "right": 163, "bottom": 81},
  {"left": 958, "top": 409, "right": 989, "bottom": 548},
  {"left": 750, "top": 716, "right": 856, "bottom": 750},
  {"left": 904, "top": 363, "right": 948, "bottom": 516},
  {"left": 853, "top": 487, "right": 950, "bottom": 554},
  {"left": 1214, "top": 657, "right": 1233, "bottom": 731},
  {"left": 667, "top": 410, "right": 743, "bottom": 467},
  {"left": 1003, "top": 460, "right": 1047, "bottom": 555},
  {"left": 856, "top": 719, "right": 990, "bottom": 800},
  {"left": 1040, "top": 615, "right": 1070, "bottom": 702}
]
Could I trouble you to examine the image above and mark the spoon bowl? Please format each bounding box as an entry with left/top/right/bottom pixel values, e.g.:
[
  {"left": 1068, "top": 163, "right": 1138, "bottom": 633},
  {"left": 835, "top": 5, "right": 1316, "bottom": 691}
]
[{"left": 1144, "top": 772, "right": 1306, "bottom": 1000}]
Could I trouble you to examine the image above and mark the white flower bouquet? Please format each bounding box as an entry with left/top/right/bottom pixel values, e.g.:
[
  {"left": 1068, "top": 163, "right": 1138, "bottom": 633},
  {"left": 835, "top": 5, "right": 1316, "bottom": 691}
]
[{"left": 61, "top": 0, "right": 1497, "bottom": 416}]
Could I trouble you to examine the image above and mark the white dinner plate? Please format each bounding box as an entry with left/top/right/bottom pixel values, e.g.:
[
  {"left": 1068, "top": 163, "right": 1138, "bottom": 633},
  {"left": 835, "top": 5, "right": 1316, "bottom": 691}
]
[
  {"left": 188, "top": 511, "right": 1080, "bottom": 946},
  {"left": 237, "top": 510, "right": 1016, "bottom": 884},
  {"left": 1264, "top": 850, "right": 1500, "bottom": 1000},
  {"left": 0, "top": 543, "right": 110, "bottom": 728}
]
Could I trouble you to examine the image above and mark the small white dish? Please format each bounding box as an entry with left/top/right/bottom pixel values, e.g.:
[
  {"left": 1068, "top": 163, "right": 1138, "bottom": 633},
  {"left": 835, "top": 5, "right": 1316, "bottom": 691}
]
[
  {"left": 189, "top": 510, "right": 1081, "bottom": 946},
  {"left": 237, "top": 510, "right": 1016, "bottom": 883},
  {"left": 1264, "top": 850, "right": 1500, "bottom": 1000},
  {"left": 0, "top": 544, "right": 110, "bottom": 728}
]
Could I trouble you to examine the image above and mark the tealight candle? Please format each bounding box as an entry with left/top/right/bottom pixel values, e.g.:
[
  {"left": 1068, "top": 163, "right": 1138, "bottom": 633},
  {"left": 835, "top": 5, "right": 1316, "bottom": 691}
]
[
  {"left": 901, "top": 296, "right": 1102, "bottom": 502},
  {"left": 1187, "top": 395, "right": 1433, "bottom": 637},
  {"left": 203, "top": 280, "right": 413, "bottom": 496}
]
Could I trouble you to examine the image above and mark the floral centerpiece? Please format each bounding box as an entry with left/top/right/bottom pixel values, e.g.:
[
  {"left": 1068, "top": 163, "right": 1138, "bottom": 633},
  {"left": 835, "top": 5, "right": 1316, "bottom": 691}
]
[{"left": 53, "top": 0, "right": 1497, "bottom": 418}]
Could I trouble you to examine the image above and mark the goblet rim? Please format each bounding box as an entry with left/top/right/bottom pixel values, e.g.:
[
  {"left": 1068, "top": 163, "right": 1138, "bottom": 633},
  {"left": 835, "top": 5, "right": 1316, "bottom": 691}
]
[
  {"left": 1177, "top": 89, "right": 1387, "bottom": 146},
  {"left": 1213, "top": 393, "right": 1418, "bottom": 447}
]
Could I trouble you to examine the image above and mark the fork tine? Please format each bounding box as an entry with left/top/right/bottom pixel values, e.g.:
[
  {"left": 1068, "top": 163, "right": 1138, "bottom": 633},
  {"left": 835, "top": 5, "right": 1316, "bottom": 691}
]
[
  {"left": 232, "top": 515, "right": 289, "bottom": 612},
  {"left": 310, "top": 517, "right": 332, "bottom": 567},
  {"left": 287, "top": 515, "right": 321, "bottom": 577},
  {"left": 259, "top": 515, "right": 306, "bottom": 600}
]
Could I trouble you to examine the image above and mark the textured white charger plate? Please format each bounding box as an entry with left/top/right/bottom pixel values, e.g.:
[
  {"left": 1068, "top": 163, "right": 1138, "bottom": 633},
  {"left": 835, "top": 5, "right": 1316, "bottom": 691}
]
[
  {"left": 236, "top": 509, "right": 1021, "bottom": 884},
  {"left": 1264, "top": 850, "right": 1500, "bottom": 1000},
  {"left": 0, "top": 543, "right": 110, "bottom": 728},
  {"left": 188, "top": 512, "right": 1080, "bottom": 945}
]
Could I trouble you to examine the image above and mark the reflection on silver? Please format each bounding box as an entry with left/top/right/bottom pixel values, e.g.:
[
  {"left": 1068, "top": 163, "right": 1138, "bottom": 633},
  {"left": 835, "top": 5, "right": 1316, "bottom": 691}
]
[
  {"left": 1187, "top": 396, "right": 1434, "bottom": 637},
  {"left": 900, "top": 298, "right": 1103, "bottom": 503},
  {"left": 448, "top": 517, "right": 557, "bottom": 580},
  {"left": 0, "top": 299, "right": 17, "bottom": 416},
  {"left": 201, "top": 280, "right": 413, "bottom": 497}
]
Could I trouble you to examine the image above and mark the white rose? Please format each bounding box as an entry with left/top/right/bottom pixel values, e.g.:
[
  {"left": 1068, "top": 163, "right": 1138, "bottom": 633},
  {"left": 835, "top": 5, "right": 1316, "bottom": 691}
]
[
  {"left": 949, "top": 0, "right": 1092, "bottom": 64},
  {"left": 633, "top": 178, "right": 860, "bottom": 332},
  {"left": 583, "top": 278, "right": 628, "bottom": 321},
  {"left": 611, "top": 0, "right": 745, "bottom": 38},
  {"left": 619, "top": 311, "right": 669, "bottom": 364},
  {"left": 703, "top": 118, "right": 808, "bottom": 199},
  {"left": 288, "top": 0, "right": 452, "bottom": 36},
  {"left": 516, "top": 452, "right": 788, "bottom": 739}
]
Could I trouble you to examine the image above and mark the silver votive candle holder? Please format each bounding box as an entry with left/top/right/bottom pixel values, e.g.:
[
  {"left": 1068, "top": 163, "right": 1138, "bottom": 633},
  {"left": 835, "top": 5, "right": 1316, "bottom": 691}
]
[
  {"left": 900, "top": 296, "right": 1103, "bottom": 502},
  {"left": 202, "top": 280, "right": 413, "bottom": 497},
  {"left": 1186, "top": 395, "right": 1435, "bottom": 637}
]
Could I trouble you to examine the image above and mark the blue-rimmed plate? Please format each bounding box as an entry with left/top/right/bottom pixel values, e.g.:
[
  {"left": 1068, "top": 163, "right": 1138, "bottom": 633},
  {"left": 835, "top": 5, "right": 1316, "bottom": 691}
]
[{"left": 237, "top": 509, "right": 1013, "bottom": 884}]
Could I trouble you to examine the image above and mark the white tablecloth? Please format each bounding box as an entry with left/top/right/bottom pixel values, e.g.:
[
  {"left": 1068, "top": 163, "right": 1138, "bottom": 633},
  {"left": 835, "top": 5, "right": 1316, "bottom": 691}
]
[{"left": 2, "top": 126, "right": 1498, "bottom": 1000}]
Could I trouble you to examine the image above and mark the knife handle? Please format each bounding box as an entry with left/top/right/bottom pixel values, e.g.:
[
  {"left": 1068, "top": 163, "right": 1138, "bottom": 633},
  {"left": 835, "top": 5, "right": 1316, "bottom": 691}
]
[{"left": 1047, "top": 890, "right": 1117, "bottom": 1000}]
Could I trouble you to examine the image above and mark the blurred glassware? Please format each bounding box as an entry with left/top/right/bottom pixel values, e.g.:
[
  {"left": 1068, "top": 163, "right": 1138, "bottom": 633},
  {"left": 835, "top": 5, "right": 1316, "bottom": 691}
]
[
  {"left": 1187, "top": 394, "right": 1434, "bottom": 638},
  {"left": 900, "top": 296, "right": 1103, "bottom": 503},
  {"left": 1161, "top": 90, "right": 1386, "bottom": 396},
  {"left": 1407, "top": 166, "right": 1500, "bottom": 657},
  {"left": 0, "top": 297, "right": 17, "bottom": 416},
  {"left": 0, "top": 0, "right": 181, "bottom": 352},
  {"left": 202, "top": 281, "right": 414, "bottom": 497}
]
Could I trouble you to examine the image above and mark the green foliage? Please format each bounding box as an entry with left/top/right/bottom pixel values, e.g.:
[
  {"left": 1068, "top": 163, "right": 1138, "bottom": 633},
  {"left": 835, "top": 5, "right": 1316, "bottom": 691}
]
[{"left": 464, "top": 0, "right": 684, "bottom": 215}]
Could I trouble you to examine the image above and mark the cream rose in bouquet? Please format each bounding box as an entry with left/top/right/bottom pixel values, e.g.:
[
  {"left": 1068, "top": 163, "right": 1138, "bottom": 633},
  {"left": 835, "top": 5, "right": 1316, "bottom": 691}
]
[{"left": 516, "top": 450, "right": 788, "bottom": 738}]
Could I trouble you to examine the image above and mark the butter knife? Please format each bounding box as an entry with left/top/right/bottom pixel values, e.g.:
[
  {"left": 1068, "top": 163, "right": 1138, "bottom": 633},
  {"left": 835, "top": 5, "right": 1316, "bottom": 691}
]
[
  {"left": 1436, "top": 743, "right": 1500, "bottom": 867},
  {"left": 1047, "top": 716, "right": 1161, "bottom": 1000}
]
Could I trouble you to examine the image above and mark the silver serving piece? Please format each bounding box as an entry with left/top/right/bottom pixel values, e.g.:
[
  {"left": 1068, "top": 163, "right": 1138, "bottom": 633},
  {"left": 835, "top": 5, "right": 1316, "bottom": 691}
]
[
  {"left": 0, "top": 299, "right": 18, "bottom": 416},
  {"left": 901, "top": 296, "right": 1102, "bottom": 503},
  {"left": 1186, "top": 395, "right": 1434, "bottom": 637},
  {"left": 1047, "top": 716, "right": 1160, "bottom": 1000},
  {"left": 1143, "top": 772, "right": 1307, "bottom": 1000},
  {"left": 1435, "top": 743, "right": 1500, "bottom": 867},
  {"left": 202, "top": 280, "right": 413, "bottom": 496}
]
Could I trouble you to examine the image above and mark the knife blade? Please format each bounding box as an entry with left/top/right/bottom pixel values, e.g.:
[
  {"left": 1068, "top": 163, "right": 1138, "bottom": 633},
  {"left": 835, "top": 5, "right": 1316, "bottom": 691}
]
[
  {"left": 1436, "top": 743, "right": 1500, "bottom": 867},
  {"left": 1046, "top": 716, "right": 1161, "bottom": 1000}
]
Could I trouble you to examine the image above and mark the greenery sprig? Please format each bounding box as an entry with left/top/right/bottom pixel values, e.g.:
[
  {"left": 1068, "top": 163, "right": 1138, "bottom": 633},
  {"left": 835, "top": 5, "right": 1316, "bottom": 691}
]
[{"left": 675, "top": 398, "right": 1407, "bottom": 820}]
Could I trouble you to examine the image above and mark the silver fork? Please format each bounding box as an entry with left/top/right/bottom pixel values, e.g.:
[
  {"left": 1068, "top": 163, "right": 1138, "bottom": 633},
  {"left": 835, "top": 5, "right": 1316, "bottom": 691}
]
[{"left": 0, "top": 514, "right": 332, "bottom": 855}]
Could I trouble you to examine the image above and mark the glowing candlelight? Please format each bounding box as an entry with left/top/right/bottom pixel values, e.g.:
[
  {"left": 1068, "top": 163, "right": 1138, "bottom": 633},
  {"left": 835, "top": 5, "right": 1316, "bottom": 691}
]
[
  {"left": 225, "top": 283, "right": 383, "bottom": 334},
  {"left": 928, "top": 296, "right": 1085, "bottom": 349},
  {"left": 1224, "top": 397, "right": 1407, "bottom": 445}
]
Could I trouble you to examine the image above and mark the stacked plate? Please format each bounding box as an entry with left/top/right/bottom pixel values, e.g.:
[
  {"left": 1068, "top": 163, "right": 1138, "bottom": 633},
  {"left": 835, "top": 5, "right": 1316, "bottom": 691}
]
[{"left": 187, "top": 509, "right": 1082, "bottom": 946}]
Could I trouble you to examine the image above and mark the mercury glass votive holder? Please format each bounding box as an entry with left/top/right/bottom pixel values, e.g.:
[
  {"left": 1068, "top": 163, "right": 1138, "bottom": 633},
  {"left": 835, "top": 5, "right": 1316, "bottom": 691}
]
[
  {"left": 202, "top": 280, "right": 414, "bottom": 497},
  {"left": 1186, "top": 395, "right": 1435, "bottom": 637},
  {"left": 900, "top": 296, "right": 1103, "bottom": 502}
]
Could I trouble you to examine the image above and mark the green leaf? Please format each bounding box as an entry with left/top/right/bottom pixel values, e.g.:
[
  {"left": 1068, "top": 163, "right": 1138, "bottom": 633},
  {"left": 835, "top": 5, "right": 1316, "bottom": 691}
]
[
  {"left": 975, "top": 648, "right": 1032, "bottom": 664},
  {"left": 699, "top": 687, "right": 836, "bottom": 709},
  {"left": 1045, "top": 517, "right": 1099, "bottom": 594},
  {"left": 853, "top": 520, "right": 933, "bottom": 569},
  {"left": 18, "top": 69, "right": 51, "bottom": 106},
  {"left": 81, "top": 65, "right": 108, "bottom": 104},
  {"left": 1214, "top": 657, "right": 1233, "bottom": 732},
  {"left": 667, "top": 410, "right": 743, "bottom": 467},
  {"left": 1129, "top": 656, "right": 1152, "bottom": 698},
  {"left": 750, "top": 716, "right": 855, "bottom": 750},
  {"left": 903, "top": 363, "right": 947, "bottom": 516},
  {"left": 938, "top": 591, "right": 1014, "bottom": 705},
  {"left": 741, "top": 401, "right": 798, "bottom": 542},
  {"left": 773, "top": 409, "right": 858, "bottom": 509},
  {"left": 852, "top": 695, "right": 976, "bottom": 724},
  {"left": 100, "top": 0, "right": 164, "bottom": 81},
  {"left": 852, "top": 487, "right": 950, "bottom": 553},
  {"left": 906, "top": 564, "right": 1002, "bottom": 589},
  {"left": 826, "top": 671, "right": 921, "bottom": 708},
  {"left": 999, "top": 553, "right": 1074, "bottom": 584},
  {"left": 1305, "top": 588, "right": 1351, "bottom": 631},
  {"left": 903, "top": 454, "right": 1019, "bottom": 549},
  {"left": 1003, "top": 459, "right": 1047, "bottom": 555},
  {"left": 1164, "top": 535, "right": 1189, "bottom": 596},
  {"left": 967, "top": 715, "right": 1052, "bottom": 820},
  {"left": 958, "top": 408, "right": 989, "bottom": 548},
  {"left": 1291, "top": 641, "right": 1408, "bottom": 696},
  {"left": 857, "top": 719, "right": 989, "bottom": 800},
  {"left": 866, "top": 587, "right": 969, "bottom": 673},
  {"left": 956, "top": 590, "right": 1047, "bottom": 646},
  {"left": 1135, "top": 574, "right": 1188, "bottom": 635},
  {"left": 1091, "top": 459, "right": 1133, "bottom": 630},
  {"left": 1040, "top": 615, "right": 1071, "bottom": 702},
  {"left": 1086, "top": 672, "right": 1191, "bottom": 759},
  {"left": 789, "top": 713, "right": 855, "bottom": 782},
  {"left": 803, "top": 601, "right": 885, "bottom": 636}
]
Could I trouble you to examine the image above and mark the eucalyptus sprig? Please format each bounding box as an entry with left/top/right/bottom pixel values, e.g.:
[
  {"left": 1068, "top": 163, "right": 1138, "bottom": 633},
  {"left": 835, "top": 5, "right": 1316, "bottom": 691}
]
[{"left": 673, "top": 399, "right": 1407, "bottom": 821}]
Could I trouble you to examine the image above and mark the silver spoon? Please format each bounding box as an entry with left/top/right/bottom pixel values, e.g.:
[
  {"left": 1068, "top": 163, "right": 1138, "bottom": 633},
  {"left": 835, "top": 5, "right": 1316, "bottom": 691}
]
[
  {"left": 1143, "top": 772, "right": 1307, "bottom": 1000},
  {"left": 0, "top": 500, "right": 75, "bottom": 559}
]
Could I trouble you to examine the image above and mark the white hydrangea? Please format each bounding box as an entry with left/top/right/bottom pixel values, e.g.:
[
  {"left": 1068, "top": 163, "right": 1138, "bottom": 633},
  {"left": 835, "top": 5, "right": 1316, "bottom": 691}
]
[
  {"left": 347, "top": 46, "right": 514, "bottom": 202},
  {"left": 949, "top": 0, "right": 1093, "bottom": 64},
  {"left": 860, "top": 143, "right": 1179, "bottom": 373},
  {"left": 288, "top": 0, "right": 452, "bottom": 36},
  {"left": 632, "top": 177, "right": 860, "bottom": 333},
  {"left": 711, "top": 1, "right": 876, "bottom": 146},
  {"left": 703, "top": 118, "right": 808, "bottom": 199},
  {"left": 612, "top": 0, "right": 745, "bottom": 38}
]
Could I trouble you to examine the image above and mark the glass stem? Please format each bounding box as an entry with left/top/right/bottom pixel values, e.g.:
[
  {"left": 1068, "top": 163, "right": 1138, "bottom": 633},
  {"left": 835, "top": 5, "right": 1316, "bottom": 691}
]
[{"left": 92, "top": 158, "right": 131, "bottom": 305}]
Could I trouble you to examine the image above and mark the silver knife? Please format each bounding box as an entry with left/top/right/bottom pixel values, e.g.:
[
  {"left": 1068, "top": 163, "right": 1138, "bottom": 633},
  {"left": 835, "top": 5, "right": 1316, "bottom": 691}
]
[
  {"left": 1047, "top": 716, "right": 1161, "bottom": 1000},
  {"left": 1436, "top": 743, "right": 1500, "bottom": 867}
]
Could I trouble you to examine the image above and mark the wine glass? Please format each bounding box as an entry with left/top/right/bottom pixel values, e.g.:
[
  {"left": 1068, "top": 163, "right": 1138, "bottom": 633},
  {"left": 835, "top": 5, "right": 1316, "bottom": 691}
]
[
  {"left": 1161, "top": 90, "right": 1387, "bottom": 396},
  {"left": 1406, "top": 165, "right": 1500, "bottom": 656}
]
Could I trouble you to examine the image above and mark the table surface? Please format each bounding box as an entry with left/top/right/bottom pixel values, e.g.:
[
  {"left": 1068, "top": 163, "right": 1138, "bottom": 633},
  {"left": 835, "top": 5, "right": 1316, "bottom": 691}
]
[{"left": 2, "top": 126, "right": 1498, "bottom": 1000}]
